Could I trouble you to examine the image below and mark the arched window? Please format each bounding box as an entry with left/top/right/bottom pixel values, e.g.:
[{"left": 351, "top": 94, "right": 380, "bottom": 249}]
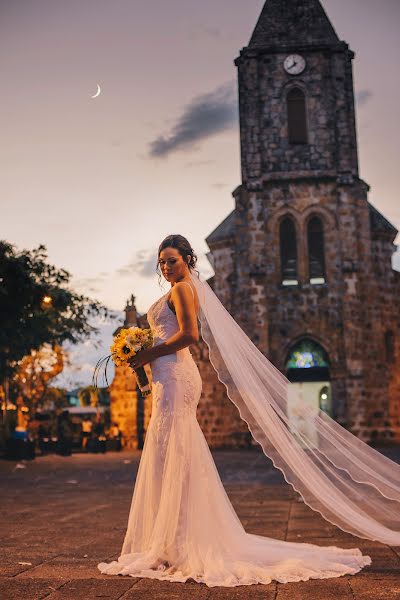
[
  {"left": 307, "top": 216, "right": 326, "bottom": 284},
  {"left": 285, "top": 338, "right": 330, "bottom": 382},
  {"left": 280, "top": 217, "right": 298, "bottom": 285},
  {"left": 287, "top": 87, "right": 308, "bottom": 144},
  {"left": 385, "top": 330, "right": 395, "bottom": 364}
]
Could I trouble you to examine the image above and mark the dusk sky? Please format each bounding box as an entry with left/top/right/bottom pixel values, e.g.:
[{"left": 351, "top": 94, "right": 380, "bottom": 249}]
[{"left": 2, "top": 0, "right": 399, "bottom": 386}]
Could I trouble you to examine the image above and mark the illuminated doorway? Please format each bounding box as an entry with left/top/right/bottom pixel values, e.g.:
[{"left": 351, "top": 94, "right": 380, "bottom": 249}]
[{"left": 285, "top": 339, "right": 332, "bottom": 448}]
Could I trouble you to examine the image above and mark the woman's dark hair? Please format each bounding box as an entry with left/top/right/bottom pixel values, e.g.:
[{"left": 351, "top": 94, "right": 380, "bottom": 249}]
[{"left": 156, "top": 234, "right": 199, "bottom": 285}]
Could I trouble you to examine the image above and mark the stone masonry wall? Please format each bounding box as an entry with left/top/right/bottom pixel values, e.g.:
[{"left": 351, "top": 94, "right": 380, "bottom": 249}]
[
  {"left": 191, "top": 341, "right": 253, "bottom": 449},
  {"left": 109, "top": 362, "right": 152, "bottom": 450},
  {"left": 235, "top": 46, "right": 358, "bottom": 185},
  {"left": 211, "top": 177, "right": 400, "bottom": 443},
  {"left": 110, "top": 1, "right": 399, "bottom": 448}
]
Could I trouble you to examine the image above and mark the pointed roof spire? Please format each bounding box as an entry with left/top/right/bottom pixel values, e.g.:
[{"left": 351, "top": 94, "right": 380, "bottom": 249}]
[
  {"left": 248, "top": 0, "right": 340, "bottom": 49},
  {"left": 124, "top": 294, "right": 138, "bottom": 327}
]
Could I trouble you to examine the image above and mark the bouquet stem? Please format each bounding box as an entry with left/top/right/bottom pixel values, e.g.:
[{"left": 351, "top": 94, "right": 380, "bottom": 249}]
[{"left": 133, "top": 366, "right": 151, "bottom": 396}]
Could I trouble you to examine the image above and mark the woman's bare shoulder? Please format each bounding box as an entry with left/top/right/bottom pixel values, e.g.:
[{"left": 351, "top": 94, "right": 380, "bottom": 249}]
[{"left": 171, "top": 281, "right": 199, "bottom": 315}]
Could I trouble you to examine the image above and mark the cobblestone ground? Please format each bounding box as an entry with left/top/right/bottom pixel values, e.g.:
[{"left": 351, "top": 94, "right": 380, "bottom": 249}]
[{"left": 1, "top": 447, "right": 400, "bottom": 600}]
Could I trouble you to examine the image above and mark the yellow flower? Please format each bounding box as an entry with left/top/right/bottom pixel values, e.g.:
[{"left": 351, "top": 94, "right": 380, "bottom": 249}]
[{"left": 110, "top": 326, "right": 153, "bottom": 366}]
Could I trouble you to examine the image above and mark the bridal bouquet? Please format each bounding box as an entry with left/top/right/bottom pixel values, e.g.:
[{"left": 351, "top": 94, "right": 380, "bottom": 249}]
[{"left": 93, "top": 326, "right": 153, "bottom": 396}]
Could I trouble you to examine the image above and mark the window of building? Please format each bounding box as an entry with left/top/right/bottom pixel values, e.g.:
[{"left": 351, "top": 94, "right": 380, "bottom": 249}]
[
  {"left": 285, "top": 338, "right": 330, "bottom": 382},
  {"left": 287, "top": 87, "right": 308, "bottom": 145},
  {"left": 280, "top": 217, "right": 298, "bottom": 285},
  {"left": 385, "top": 330, "right": 395, "bottom": 364},
  {"left": 307, "top": 215, "right": 326, "bottom": 284}
]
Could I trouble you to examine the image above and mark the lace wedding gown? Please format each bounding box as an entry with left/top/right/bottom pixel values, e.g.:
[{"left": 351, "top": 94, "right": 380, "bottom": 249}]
[{"left": 98, "top": 282, "right": 371, "bottom": 587}]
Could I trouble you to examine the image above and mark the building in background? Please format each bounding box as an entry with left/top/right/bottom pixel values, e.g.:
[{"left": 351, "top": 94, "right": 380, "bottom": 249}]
[
  {"left": 111, "top": 0, "right": 400, "bottom": 448},
  {"left": 203, "top": 0, "right": 400, "bottom": 443},
  {"left": 109, "top": 295, "right": 152, "bottom": 449}
]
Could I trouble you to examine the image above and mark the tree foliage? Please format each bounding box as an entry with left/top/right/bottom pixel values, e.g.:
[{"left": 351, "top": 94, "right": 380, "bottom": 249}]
[
  {"left": 0, "top": 241, "right": 111, "bottom": 380},
  {"left": 12, "top": 344, "right": 64, "bottom": 410}
]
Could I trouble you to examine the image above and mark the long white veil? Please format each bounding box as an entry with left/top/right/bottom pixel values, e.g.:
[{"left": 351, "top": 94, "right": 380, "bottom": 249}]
[{"left": 189, "top": 270, "right": 400, "bottom": 546}]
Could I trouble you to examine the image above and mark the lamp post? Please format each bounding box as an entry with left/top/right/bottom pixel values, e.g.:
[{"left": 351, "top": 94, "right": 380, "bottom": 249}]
[{"left": 41, "top": 295, "right": 53, "bottom": 309}]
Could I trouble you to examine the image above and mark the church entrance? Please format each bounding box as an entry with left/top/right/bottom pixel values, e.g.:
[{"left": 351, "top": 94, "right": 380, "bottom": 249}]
[{"left": 284, "top": 339, "right": 332, "bottom": 448}]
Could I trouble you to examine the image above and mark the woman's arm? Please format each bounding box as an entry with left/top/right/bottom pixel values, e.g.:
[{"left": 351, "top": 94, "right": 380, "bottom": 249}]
[
  {"left": 155, "top": 281, "right": 199, "bottom": 356},
  {"left": 128, "top": 282, "right": 199, "bottom": 368}
]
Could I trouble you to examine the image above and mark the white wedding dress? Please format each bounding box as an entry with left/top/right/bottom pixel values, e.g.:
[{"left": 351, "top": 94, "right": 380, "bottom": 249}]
[{"left": 97, "top": 281, "right": 372, "bottom": 587}]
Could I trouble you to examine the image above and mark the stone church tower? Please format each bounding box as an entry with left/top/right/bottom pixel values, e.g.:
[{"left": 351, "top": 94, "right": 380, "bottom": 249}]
[
  {"left": 202, "top": 0, "right": 400, "bottom": 443},
  {"left": 111, "top": 0, "right": 399, "bottom": 448}
]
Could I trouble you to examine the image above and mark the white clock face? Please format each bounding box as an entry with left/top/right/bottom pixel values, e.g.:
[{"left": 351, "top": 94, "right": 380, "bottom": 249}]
[{"left": 284, "top": 54, "right": 306, "bottom": 75}]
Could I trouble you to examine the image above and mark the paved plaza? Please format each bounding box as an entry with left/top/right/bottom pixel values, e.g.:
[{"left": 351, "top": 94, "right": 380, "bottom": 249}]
[{"left": 1, "top": 447, "right": 400, "bottom": 600}]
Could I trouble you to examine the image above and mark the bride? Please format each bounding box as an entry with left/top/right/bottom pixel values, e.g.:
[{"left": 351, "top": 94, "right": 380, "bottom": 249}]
[{"left": 98, "top": 234, "right": 400, "bottom": 587}]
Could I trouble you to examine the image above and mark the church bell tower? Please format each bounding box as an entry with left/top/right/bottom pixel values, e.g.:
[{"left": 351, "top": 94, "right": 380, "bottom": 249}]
[
  {"left": 235, "top": 0, "right": 359, "bottom": 185},
  {"left": 203, "top": 0, "right": 400, "bottom": 443}
]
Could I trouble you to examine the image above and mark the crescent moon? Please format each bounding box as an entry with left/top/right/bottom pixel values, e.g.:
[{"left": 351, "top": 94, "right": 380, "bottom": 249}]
[{"left": 91, "top": 84, "right": 101, "bottom": 99}]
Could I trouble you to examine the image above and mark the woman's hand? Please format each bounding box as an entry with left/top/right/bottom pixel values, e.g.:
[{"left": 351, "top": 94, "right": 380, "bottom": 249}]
[{"left": 127, "top": 348, "right": 154, "bottom": 370}]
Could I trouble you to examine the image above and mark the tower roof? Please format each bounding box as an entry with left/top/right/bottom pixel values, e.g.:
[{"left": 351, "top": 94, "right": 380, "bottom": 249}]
[
  {"left": 369, "top": 203, "right": 398, "bottom": 236},
  {"left": 205, "top": 210, "right": 236, "bottom": 245},
  {"left": 248, "top": 0, "right": 340, "bottom": 49}
]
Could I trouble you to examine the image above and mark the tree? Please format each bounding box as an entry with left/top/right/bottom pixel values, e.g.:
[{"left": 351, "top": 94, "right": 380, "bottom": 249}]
[
  {"left": 0, "top": 241, "right": 111, "bottom": 383},
  {"left": 11, "top": 344, "right": 64, "bottom": 411}
]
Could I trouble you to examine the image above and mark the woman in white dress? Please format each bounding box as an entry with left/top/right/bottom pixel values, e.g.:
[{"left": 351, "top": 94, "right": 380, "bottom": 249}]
[{"left": 98, "top": 234, "right": 400, "bottom": 587}]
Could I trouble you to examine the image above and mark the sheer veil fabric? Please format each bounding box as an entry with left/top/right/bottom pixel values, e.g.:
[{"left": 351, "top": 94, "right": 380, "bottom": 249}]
[
  {"left": 188, "top": 270, "right": 400, "bottom": 546},
  {"left": 97, "top": 271, "right": 397, "bottom": 587}
]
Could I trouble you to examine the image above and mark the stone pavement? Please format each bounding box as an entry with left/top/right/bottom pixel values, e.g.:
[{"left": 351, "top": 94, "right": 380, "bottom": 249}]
[{"left": 1, "top": 447, "right": 400, "bottom": 600}]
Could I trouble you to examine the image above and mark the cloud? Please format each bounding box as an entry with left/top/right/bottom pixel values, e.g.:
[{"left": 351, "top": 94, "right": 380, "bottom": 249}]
[
  {"left": 148, "top": 81, "right": 238, "bottom": 158},
  {"left": 72, "top": 274, "right": 109, "bottom": 295},
  {"left": 196, "top": 25, "right": 222, "bottom": 39},
  {"left": 185, "top": 23, "right": 226, "bottom": 43},
  {"left": 116, "top": 248, "right": 215, "bottom": 284},
  {"left": 184, "top": 159, "right": 215, "bottom": 168},
  {"left": 356, "top": 89, "right": 373, "bottom": 107},
  {"left": 116, "top": 249, "right": 158, "bottom": 279},
  {"left": 72, "top": 278, "right": 100, "bottom": 294},
  {"left": 211, "top": 183, "right": 228, "bottom": 189},
  {"left": 53, "top": 312, "right": 121, "bottom": 390}
]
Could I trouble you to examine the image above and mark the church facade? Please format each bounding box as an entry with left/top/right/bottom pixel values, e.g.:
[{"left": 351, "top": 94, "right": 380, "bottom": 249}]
[
  {"left": 202, "top": 0, "right": 400, "bottom": 443},
  {"left": 110, "top": 0, "right": 399, "bottom": 448}
]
